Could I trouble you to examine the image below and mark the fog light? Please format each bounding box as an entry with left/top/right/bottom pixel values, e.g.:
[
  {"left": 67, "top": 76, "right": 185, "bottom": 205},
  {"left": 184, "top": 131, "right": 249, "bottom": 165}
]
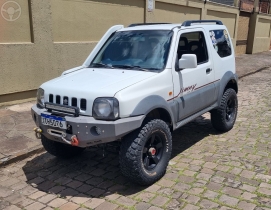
[{"left": 90, "top": 126, "right": 102, "bottom": 136}]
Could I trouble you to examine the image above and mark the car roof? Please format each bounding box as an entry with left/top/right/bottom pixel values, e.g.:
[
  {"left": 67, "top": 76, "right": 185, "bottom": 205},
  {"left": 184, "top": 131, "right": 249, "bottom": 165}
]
[
  {"left": 118, "top": 21, "right": 226, "bottom": 32},
  {"left": 119, "top": 24, "right": 182, "bottom": 31}
]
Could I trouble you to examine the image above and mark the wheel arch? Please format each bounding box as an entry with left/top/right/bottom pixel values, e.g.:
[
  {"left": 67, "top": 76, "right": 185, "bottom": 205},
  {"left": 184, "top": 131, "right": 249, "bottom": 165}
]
[
  {"left": 217, "top": 71, "right": 238, "bottom": 106},
  {"left": 130, "top": 95, "right": 177, "bottom": 130}
]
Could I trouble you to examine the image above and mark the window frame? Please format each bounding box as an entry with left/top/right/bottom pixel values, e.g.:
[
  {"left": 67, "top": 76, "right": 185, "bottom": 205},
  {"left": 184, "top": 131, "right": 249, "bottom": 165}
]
[
  {"left": 176, "top": 30, "right": 209, "bottom": 66},
  {"left": 209, "top": 29, "right": 232, "bottom": 58}
]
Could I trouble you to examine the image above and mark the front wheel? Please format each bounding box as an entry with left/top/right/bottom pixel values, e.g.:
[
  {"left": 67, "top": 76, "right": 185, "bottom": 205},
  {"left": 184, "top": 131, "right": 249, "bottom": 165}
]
[
  {"left": 119, "top": 119, "right": 172, "bottom": 185},
  {"left": 211, "top": 88, "right": 238, "bottom": 132}
]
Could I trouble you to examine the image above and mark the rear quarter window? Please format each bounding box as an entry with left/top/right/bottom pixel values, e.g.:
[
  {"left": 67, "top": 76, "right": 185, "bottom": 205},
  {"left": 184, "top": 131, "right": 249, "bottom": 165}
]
[{"left": 210, "top": 30, "right": 232, "bottom": 58}]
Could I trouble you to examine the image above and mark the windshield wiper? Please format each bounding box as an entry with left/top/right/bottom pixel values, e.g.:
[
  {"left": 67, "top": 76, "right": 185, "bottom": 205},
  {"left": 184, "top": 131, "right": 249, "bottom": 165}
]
[
  {"left": 112, "top": 65, "right": 150, "bottom": 72},
  {"left": 89, "top": 63, "right": 114, "bottom": 69}
]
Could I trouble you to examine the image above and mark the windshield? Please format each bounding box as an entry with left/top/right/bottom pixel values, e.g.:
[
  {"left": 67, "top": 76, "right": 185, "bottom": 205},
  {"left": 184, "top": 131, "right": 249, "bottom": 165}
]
[{"left": 90, "top": 30, "right": 173, "bottom": 71}]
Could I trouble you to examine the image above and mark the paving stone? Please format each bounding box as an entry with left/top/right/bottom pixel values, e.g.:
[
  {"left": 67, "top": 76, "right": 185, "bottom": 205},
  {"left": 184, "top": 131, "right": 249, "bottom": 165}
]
[
  {"left": 87, "top": 188, "right": 105, "bottom": 197},
  {"left": 203, "top": 190, "right": 219, "bottom": 200},
  {"left": 147, "top": 206, "right": 163, "bottom": 210},
  {"left": 240, "top": 170, "right": 256, "bottom": 179},
  {"left": 135, "top": 202, "right": 151, "bottom": 210},
  {"left": 136, "top": 192, "right": 156, "bottom": 202},
  {"left": 238, "top": 201, "right": 257, "bottom": 210},
  {"left": 150, "top": 195, "right": 170, "bottom": 207},
  {"left": 199, "top": 199, "right": 220, "bottom": 209},
  {"left": 3, "top": 193, "right": 24, "bottom": 205},
  {"left": 173, "top": 182, "right": 191, "bottom": 192},
  {"left": 158, "top": 179, "right": 175, "bottom": 187},
  {"left": 182, "top": 203, "right": 200, "bottom": 210},
  {"left": 48, "top": 198, "right": 67, "bottom": 208},
  {"left": 188, "top": 187, "right": 204, "bottom": 195},
  {"left": 206, "top": 182, "right": 222, "bottom": 191},
  {"left": 258, "top": 187, "right": 271, "bottom": 196},
  {"left": 259, "top": 182, "right": 271, "bottom": 189},
  {"left": 59, "top": 202, "right": 80, "bottom": 210},
  {"left": 183, "top": 170, "right": 197, "bottom": 176},
  {"left": 84, "top": 198, "right": 105, "bottom": 209},
  {"left": 240, "top": 184, "right": 257, "bottom": 192},
  {"left": 145, "top": 184, "right": 161, "bottom": 193},
  {"left": 3, "top": 205, "right": 21, "bottom": 210},
  {"left": 116, "top": 196, "right": 137, "bottom": 207},
  {"left": 222, "top": 187, "right": 243, "bottom": 197},
  {"left": 95, "top": 201, "right": 117, "bottom": 210},
  {"left": 28, "top": 191, "right": 46, "bottom": 199},
  {"left": 70, "top": 195, "right": 90, "bottom": 204},
  {"left": 0, "top": 187, "right": 13, "bottom": 198},
  {"left": 196, "top": 172, "right": 212, "bottom": 181},
  {"left": 219, "top": 195, "right": 239, "bottom": 206},
  {"left": 204, "top": 162, "right": 218, "bottom": 169},
  {"left": 38, "top": 194, "right": 57, "bottom": 204},
  {"left": 185, "top": 195, "right": 200, "bottom": 204},
  {"left": 25, "top": 202, "right": 45, "bottom": 210},
  {"left": 16, "top": 198, "right": 34, "bottom": 207},
  {"left": 241, "top": 192, "right": 257, "bottom": 200}
]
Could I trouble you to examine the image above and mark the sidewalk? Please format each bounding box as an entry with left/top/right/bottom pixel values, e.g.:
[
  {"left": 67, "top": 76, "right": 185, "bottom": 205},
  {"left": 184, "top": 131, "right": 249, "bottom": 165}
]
[{"left": 0, "top": 51, "right": 271, "bottom": 167}]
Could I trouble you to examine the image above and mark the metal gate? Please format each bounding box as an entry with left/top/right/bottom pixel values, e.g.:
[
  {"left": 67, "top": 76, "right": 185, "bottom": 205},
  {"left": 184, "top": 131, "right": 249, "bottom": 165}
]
[{"left": 236, "top": 11, "right": 251, "bottom": 54}]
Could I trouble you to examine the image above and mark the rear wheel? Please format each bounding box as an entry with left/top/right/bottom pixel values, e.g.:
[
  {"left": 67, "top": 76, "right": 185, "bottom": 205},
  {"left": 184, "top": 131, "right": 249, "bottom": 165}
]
[
  {"left": 41, "top": 135, "right": 85, "bottom": 158},
  {"left": 211, "top": 88, "right": 238, "bottom": 132},
  {"left": 119, "top": 119, "right": 172, "bottom": 185}
]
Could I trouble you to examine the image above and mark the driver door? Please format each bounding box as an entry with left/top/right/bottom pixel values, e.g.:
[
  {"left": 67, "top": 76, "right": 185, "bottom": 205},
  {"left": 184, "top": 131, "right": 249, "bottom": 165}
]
[{"left": 172, "top": 28, "right": 216, "bottom": 121}]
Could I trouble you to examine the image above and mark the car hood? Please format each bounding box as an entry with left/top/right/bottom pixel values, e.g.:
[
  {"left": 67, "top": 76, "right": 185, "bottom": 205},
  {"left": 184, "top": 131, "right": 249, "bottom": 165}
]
[{"left": 41, "top": 68, "right": 156, "bottom": 115}]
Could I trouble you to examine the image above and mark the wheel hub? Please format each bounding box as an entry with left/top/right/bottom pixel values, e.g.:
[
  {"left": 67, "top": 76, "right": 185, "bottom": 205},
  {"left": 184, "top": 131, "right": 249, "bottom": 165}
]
[{"left": 149, "top": 147, "right": 156, "bottom": 156}]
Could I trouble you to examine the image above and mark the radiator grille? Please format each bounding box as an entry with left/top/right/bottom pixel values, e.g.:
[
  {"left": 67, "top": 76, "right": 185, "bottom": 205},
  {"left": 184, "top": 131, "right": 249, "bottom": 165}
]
[
  {"left": 48, "top": 94, "right": 87, "bottom": 111},
  {"left": 80, "top": 99, "right": 87, "bottom": 111},
  {"left": 56, "top": 95, "right": 61, "bottom": 104}
]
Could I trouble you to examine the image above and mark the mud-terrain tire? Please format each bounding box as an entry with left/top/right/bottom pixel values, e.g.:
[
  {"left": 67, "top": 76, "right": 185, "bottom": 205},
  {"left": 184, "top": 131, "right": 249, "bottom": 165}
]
[
  {"left": 41, "top": 135, "right": 85, "bottom": 158},
  {"left": 211, "top": 88, "right": 238, "bottom": 132},
  {"left": 119, "top": 119, "right": 172, "bottom": 185}
]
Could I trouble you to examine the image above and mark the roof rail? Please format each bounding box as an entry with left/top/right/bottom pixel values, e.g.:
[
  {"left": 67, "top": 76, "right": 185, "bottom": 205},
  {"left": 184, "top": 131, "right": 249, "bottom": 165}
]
[
  {"left": 181, "top": 20, "right": 223, "bottom": 27},
  {"left": 128, "top": 23, "right": 170, "bottom": 27}
]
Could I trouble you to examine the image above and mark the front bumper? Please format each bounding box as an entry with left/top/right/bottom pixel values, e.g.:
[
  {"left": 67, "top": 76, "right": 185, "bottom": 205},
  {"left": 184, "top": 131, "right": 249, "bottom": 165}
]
[{"left": 31, "top": 105, "right": 144, "bottom": 147}]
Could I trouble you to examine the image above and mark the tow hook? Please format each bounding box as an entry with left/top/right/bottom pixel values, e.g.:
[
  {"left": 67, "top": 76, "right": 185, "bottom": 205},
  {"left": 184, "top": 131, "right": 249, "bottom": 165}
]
[
  {"left": 34, "top": 127, "right": 42, "bottom": 139},
  {"left": 61, "top": 135, "right": 79, "bottom": 146}
]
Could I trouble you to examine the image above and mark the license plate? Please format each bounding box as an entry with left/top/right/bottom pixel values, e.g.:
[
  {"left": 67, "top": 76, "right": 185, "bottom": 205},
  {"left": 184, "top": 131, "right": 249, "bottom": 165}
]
[{"left": 41, "top": 113, "right": 67, "bottom": 129}]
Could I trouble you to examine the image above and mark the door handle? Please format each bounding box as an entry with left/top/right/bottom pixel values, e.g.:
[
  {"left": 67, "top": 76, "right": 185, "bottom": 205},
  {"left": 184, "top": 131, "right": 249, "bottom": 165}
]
[{"left": 206, "top": 68, "right": 212, "bottom": 74}]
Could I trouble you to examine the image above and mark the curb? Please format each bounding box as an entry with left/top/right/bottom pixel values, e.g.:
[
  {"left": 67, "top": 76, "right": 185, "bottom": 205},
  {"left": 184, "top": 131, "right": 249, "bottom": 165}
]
[
  {"left": 0, "top": 147, "right": 45, "bottom": 168},
  {"left": 238, "top": 66, "right": 270, "bottom": 79},
  {"left": 0, "top": 65, "right": 270, "bottom": 168}
]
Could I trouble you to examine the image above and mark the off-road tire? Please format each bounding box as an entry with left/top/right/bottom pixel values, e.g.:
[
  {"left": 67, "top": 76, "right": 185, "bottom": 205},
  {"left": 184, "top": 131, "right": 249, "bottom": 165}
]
[
  {"left": 211, "top": 88, "right": 238, "bottom": 132},
  {"left": 119, "top": 119, "right": 172, "bottom": 185},
  {"left": 41, "top": 135, "right": 85, "bottom": 158}
]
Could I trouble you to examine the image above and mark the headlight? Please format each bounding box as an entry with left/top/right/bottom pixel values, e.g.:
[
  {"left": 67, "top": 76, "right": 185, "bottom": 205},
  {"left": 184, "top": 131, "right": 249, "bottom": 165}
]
[
  {"left": 93, "top": 98, "right": 119, "bottom": 120},
  {"left": 37, "top": 88, "right": 45, "bottom": 108}
]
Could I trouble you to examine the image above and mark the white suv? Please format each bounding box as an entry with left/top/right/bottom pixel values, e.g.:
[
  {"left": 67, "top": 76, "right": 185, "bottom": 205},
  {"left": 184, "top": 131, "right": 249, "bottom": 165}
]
[{"left": 32, "top": 20, "right": 238, "bottom": 185}]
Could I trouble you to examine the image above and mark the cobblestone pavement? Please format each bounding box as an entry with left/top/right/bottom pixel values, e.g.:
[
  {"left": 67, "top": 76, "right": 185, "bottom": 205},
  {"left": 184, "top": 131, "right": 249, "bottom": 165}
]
[{"left": 0, "top": 69, "right": 271, "bottom": 210}]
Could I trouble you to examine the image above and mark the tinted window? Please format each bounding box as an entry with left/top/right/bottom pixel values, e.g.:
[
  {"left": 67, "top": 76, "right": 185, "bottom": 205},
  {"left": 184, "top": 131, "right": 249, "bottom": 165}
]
[
  {"left": 177, "top": 31, "right": 208, "bottom": 64},
  {"left": 210, "top": 30, "right": 232, "bottom": 57}
]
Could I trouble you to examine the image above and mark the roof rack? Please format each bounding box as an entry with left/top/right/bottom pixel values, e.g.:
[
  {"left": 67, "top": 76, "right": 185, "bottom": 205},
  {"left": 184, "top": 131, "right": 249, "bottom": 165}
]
[
  {"left": 128, "top": 23, "right": 170, "bottom": 27},
  {"left": 181, "top": 20, "right": 223, "bottom": 27}
]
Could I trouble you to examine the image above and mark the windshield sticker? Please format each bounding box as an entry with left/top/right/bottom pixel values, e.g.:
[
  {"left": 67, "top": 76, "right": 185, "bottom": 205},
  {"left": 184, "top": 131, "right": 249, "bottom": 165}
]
[
  {"left": 209, "top": 30, "right": 232, "bottom": 57},
  {"left": 210, "top": 31, "right": 218, "bottom": 52}
]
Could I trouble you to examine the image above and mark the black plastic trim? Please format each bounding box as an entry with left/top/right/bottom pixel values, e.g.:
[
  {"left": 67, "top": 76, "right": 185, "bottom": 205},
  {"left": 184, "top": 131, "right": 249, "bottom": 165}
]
[
  {"left": 181, "top": 20, "right": 223, "bottom": 26},
  {"left": 45, "top": 102, "right": 80, "bottom": 117}
]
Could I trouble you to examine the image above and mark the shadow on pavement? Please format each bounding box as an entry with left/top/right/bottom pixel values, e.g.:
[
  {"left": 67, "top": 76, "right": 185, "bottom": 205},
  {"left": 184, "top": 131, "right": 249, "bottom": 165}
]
[{"left": 22, "top": 115, "right": 220, "bottom": 198}]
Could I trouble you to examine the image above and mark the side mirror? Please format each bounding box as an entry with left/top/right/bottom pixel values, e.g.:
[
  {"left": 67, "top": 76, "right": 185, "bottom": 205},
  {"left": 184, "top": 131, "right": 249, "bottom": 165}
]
[{"left": 178, "top": 54, "right": 197, "bottom": 71}]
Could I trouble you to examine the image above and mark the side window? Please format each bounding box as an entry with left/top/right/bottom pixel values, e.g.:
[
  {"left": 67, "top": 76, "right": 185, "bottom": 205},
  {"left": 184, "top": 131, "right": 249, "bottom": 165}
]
[
  {"left": 210, "top": 30, "right": 232, "bottom": 57},
  {"left": 177, "top": 31, "right": 208, "bottom": 64}
]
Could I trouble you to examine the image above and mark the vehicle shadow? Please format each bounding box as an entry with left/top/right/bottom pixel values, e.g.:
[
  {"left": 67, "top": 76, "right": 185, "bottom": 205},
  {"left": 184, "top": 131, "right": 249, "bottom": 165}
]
[{"left": 22, "top": 115, "right": 221, "bottom": 199}]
